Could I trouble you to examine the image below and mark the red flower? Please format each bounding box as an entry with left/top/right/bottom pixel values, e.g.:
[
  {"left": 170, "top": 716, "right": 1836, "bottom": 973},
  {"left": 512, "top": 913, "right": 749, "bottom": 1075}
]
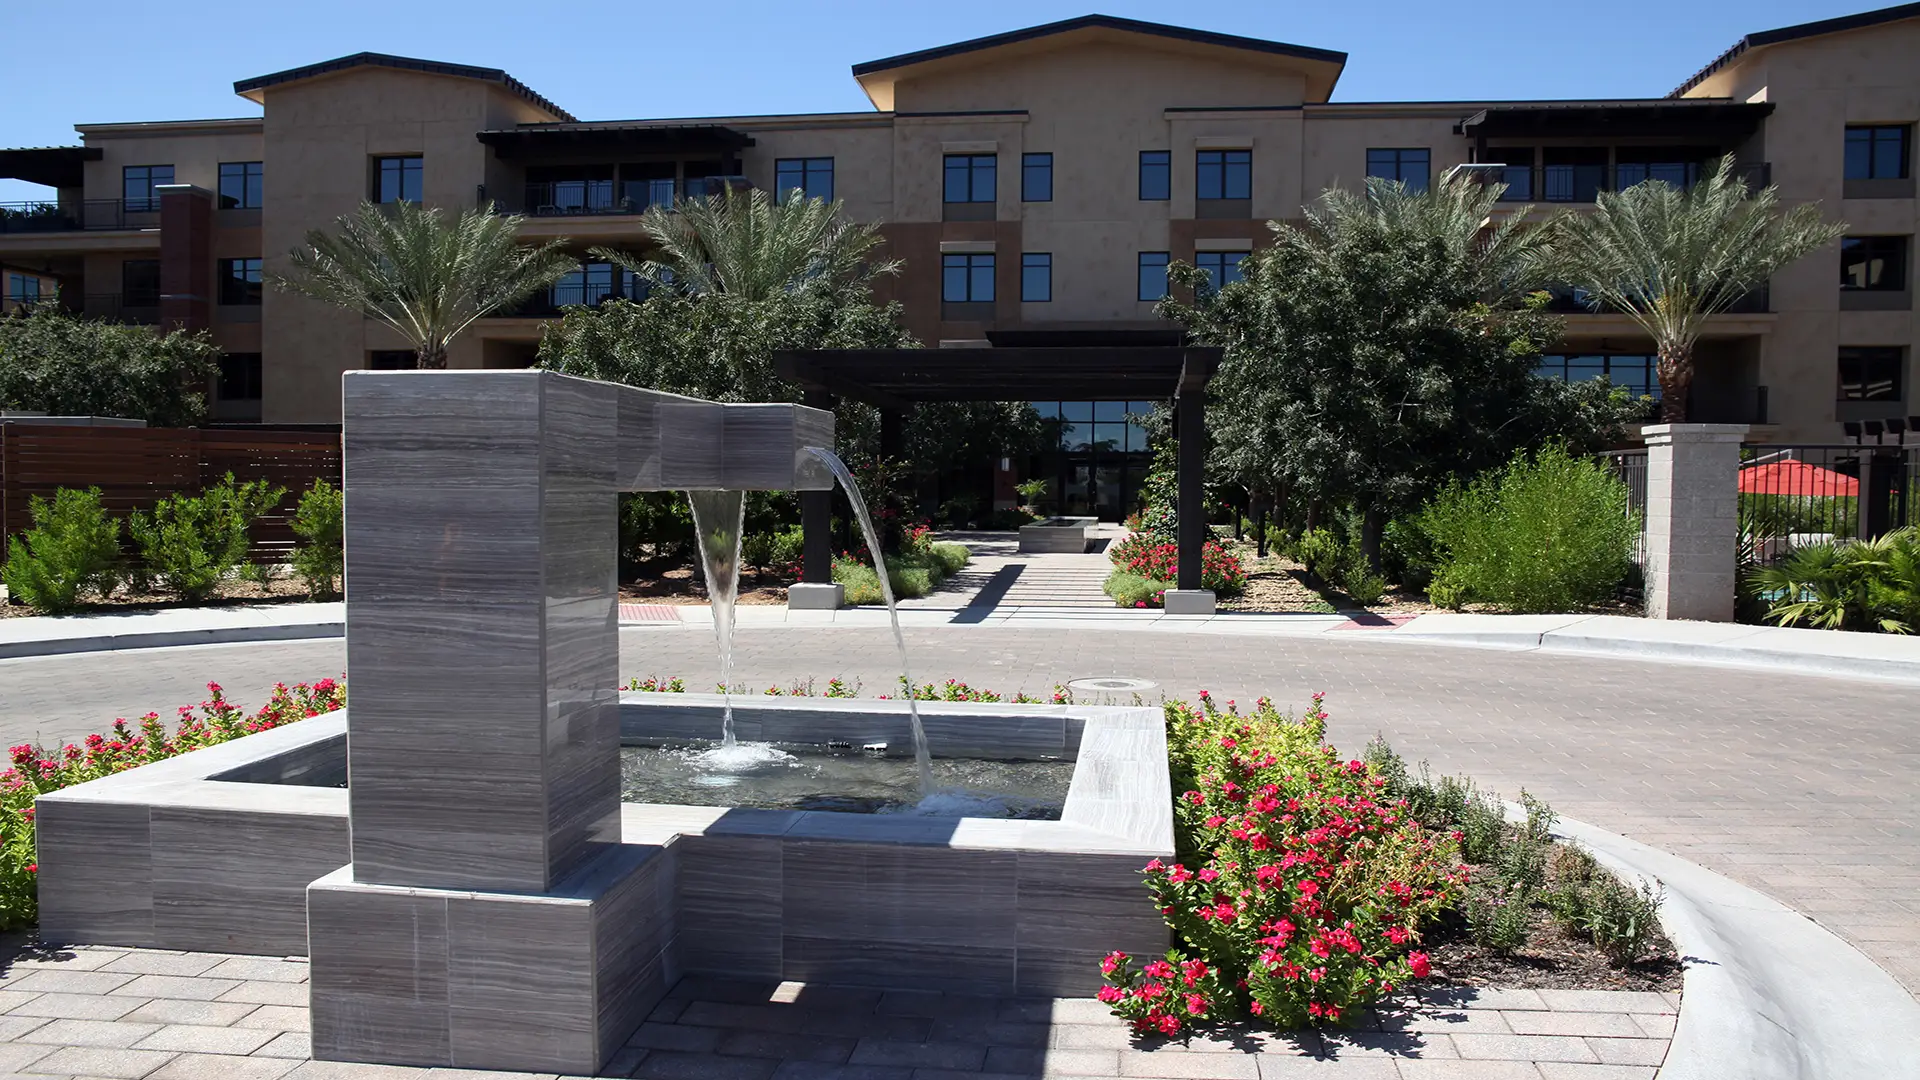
[{"left": 1408, "top": 952, "right": 1433, "bottom": 979}]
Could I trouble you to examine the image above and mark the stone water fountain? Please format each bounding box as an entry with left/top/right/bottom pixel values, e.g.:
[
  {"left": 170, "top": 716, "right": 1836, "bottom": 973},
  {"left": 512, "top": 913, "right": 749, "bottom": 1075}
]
[{"left": 32, "top": 369, "right": 1173, "bottom": 1076}]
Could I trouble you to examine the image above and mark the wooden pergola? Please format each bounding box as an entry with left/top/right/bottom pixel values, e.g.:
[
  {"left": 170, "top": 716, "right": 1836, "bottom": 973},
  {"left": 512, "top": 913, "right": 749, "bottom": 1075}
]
[{"left": 772, "top": 330, "right": 1220, "bottom": 592}]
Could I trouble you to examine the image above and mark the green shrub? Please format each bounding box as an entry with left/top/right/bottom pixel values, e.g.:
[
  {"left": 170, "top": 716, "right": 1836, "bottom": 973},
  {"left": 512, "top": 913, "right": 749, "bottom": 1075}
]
[
  {"left": 2, "top": 487, "right": 123, "bottom": 613},
  {"left": 740, "top": 525, "right": 806, "bottom": 578},
  {"left": 1340, "top": 562, "right": 1387, "bottom": 606},
  {"left": 128, "top": 473, "right": 284, "bottom": 603},
  {"left": 1104, "top": 569, "right": 1171, "bottom": 608},
  {"left": 1295, "top": 528, "right": 1344, "bottom": 580},
  {"left": 930, "top": 542, "right": 969, "bottom": 576},
  {"left": 1466, "top": 879, "right": 1534, "bottom": 954},
  {"left": 1416, "top": 444, "right": 1636, "bottom": 614},
  {"left": 1576, "top": 876, "right": 1665, "bottom": 967},
  {"left": 1542, "top": 844, "right": 1603, "bottom": 923},
  {"left": 832, "top": 543, "right": 970, "bottom": 605},
  {"left": 289, "top": 480, "right": 344, "bottom": 599},
  {"left": 1749, "top": 526, "right": 1920, "bottom": 633}
]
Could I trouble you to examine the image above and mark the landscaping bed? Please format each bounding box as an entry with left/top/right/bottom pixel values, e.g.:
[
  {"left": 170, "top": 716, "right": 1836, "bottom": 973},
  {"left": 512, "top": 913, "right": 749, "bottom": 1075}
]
[{"left": 0, "top": 576, "right": 315, "bottom": 619}]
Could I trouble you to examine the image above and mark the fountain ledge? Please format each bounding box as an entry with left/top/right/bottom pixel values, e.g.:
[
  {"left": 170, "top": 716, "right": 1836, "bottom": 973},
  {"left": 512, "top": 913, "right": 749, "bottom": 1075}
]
[{"left": 35, "top": 695, "right": 1173, "bottom": 999}]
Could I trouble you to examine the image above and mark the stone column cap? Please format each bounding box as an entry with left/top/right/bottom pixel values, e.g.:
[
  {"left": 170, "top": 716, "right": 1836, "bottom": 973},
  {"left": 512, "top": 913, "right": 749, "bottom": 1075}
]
[
  {"left": 1642, "top": 423, "right": 1750, "bottom": 445},
  {"left": 152, "top": 184, "right": 214, "bottom": 199}
]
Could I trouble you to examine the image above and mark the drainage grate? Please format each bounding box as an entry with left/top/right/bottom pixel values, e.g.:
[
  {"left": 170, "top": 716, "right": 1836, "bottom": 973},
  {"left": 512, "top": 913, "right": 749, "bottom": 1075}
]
[{"left": 1066, "top": 677, "right": 1158, "bottom": 693}]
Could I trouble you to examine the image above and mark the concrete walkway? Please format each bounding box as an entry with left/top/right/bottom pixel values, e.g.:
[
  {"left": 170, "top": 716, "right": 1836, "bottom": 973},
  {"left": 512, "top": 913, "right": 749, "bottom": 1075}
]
[{"left": 0, "top": 940, "right": 1675, "bottom": 1079}]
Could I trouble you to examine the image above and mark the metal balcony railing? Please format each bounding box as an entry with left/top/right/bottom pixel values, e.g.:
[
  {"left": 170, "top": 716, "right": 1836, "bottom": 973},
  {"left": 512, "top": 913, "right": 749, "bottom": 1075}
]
[
  {"left": 490, "top": 278, "right": 656, "bottom": 318},
  {"left": 83, "top": 294, "right": 161, "bottom": 323},
  {"left": 1542, "top": 283, "right": 1770, "bottom": 315},
  {"left": 1493, "top": 162, "right": 1771, "bottom": 203},
  {"left": 515, "top": 176, "right": 753, "bottom": 217},
  {"left": 0, "top": 200, "right": 159, "bottom": 233}
]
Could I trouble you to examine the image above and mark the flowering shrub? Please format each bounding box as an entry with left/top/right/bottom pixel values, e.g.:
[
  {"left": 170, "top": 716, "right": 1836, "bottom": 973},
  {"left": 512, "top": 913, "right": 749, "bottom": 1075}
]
[
  {"left": 1107, "top": 536, "right": 1247, "bottom": 604},
  {"left": 1099, "top": 693, "right": 1464, "bottom": 1033},
  {"left": 0, "top": 678, "right": 346, "bottom": 930},
  {"left": 627, "top": 674, "right": 1072, "bottom": 704}
]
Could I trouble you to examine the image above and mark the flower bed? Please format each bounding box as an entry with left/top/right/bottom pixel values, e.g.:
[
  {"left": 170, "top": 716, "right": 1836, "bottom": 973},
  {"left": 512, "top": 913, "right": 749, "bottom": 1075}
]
[{"left": 1105, "top": 534, "right": 1247, "bottom": 608}]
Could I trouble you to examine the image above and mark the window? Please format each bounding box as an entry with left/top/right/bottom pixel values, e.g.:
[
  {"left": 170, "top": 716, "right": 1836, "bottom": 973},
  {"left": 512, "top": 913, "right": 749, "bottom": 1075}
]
[
  {"left": 1021, "top": 253, "right": 1051, "bottom": 302},
  {"left": 367, "top": 351, "right": 415, "bottom": 370},
  {"left": 218, "top": 258, "right": 263, "bottom": 306},
  {"left": 1195, "top": 251, "right": 1250, "bottom": 290},
  {"left": 1138, "top": 252, "right": 1170, "bottom": 302},
  {"left": 1493, "top": 148, "right": 1533, "bottom": 201},
  {"left": 217, "top": 354, "right": 262, "bottom": 402},
  {"left": 943, "top": 154, "right": 996, "bottom": 203},
  {"left": 1838, "top": 347, "right": 1904, "bottom": 402},
  {"left": 1196, "top": 150, "right": 1251, "bottom": 201},
  {"left": 1022, "top": 153, "right": 1053, "bottom": 202},
  {"left": 1535, "top": 354, "right": 1660, "bottom": 400},
  {"left": 1841, "top": 236, "right": 1909, "bottom": 291},
  {"left": 942, "top": 253, "right": 994, "bottom": 302},
  {"left": 774, "top": 157, "right": 833, "bottom": 203},
  {"left": 5, "top": 273, "right": 40, "bottom": 303},
  {"left": 218, "top": 162, "right": 263, "bottom": 209},
  {"left": 122, "top": 259, "right": 160, "bottom": 306},
  {"left": 552, "top": 263, "right": 616, "bottom": 307},
  {"left": 372, "top": 155, "right": 423, "bottom": 204},
  {"left": 122, "top": 165, "right": 174, "bottom": 211},
  {"left": 1366, "top": 148, "right": 1430, "bottom": 193},
  {"left": 1139, "top": 151, "right": 1170, "bottom": 201},
  {"left": 1846, "top": 126, "right": 1910, "bottom": 180},
  {"left": 1542, "top": 148, "right": 1607, "bottom": 202},
  {"left": 1615, "top": 152, "right": 1708, "bottom": 190}
]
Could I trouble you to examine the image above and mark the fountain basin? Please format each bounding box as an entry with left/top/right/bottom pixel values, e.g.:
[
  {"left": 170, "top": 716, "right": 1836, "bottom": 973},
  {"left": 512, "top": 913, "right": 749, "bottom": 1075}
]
[{"left": 34, "top": 695, "right": 1173, "bottom": 996}]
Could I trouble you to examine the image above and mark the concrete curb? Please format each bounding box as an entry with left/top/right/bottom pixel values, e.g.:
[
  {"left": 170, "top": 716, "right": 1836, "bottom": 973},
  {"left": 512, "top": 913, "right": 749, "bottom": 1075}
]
[
  {"left": 1539, "top": 809, "right": 1920, "bottom": 1080},
  {"left": 0, "top": 604, "right": 344, "bottom": 660}
]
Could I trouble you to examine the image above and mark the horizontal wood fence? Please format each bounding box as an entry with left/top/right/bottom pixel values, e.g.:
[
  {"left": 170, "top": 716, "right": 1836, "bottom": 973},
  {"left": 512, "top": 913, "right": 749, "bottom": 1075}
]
[{"left": 1, "top": 426, "right": 342, "bottom": 565}]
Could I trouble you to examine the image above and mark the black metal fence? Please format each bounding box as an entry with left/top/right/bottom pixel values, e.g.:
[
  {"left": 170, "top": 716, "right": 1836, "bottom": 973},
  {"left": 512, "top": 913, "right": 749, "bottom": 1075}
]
[
  {"left": 0, "top": 200, "right": 158, "bottom": 233},
  {"left": 1600, "top": 449, "right": 1650, "bottom": 573},
  {"left": 1739, "top": 445, "right": 1919, "bottom": 556}
]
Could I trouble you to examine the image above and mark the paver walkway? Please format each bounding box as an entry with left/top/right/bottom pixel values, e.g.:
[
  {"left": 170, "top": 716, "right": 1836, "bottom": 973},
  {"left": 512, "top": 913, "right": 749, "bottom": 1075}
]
[
  {"left": 0, "top": 941, "right": 1674, "bottom": 1079},
  {"left": 898, "top": 530, "right": 1119, "bottom": 612}
]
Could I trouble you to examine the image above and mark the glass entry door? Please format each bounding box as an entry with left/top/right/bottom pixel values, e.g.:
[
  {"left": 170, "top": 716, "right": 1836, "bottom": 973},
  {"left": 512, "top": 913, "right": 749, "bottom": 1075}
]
[{"left": 1031, "top": 400, "right": 1157, "bottom": 520}]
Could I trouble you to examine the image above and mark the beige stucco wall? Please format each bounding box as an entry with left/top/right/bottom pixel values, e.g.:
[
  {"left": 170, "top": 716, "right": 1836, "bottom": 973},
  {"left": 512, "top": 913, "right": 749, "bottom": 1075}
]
[
  {"left": 1301, "top": 108, "right": 1469, "bottom": 198},
  {"left": 79, "top": 123, "right": 265, "bottom": 202}
]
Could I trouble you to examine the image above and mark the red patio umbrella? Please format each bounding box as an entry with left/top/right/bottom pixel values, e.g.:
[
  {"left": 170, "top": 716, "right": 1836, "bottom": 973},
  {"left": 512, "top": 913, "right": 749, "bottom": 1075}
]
[{"left": 1738, "top": 460, "right": 1859, "bottom": 497}]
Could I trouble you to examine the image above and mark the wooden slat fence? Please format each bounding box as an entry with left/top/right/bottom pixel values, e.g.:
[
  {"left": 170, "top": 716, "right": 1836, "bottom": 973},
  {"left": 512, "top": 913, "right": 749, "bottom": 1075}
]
[{"left": 0, "top": 426, "right": 342, "bottom": 565}]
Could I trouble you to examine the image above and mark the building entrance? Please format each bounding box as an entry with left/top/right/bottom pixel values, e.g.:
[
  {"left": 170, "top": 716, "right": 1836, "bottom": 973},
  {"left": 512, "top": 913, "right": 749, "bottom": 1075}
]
[{"left": 1031, "top": 400, "right": 1157, "bottom": 520}]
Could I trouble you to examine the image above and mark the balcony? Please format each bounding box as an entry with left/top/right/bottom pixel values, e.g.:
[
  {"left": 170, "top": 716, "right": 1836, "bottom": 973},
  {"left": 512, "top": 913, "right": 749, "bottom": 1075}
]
[
  {"left": 512, "top": 176, "right": 750, "bottom": 217},
  {"left": 83, "top": 293, "right": 160, "bottom": 324},
  {"left": 1544, "top": 284, "right": 1770, "bottom": 315},
  {"left": 1492, "top": 162, "right": 1771, "bottom": 203},
  {"left": 0, "top": 200, "right": 159, "bottom": 233},
  {"left": 489, "top": 274, "right": 654, "bottom": 318}
]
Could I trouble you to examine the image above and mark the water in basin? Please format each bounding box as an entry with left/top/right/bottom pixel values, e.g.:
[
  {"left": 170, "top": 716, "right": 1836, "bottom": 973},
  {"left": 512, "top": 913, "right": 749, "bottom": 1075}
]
[{"left": 619, "top": 743, "right": 1072, "bottom": 818}]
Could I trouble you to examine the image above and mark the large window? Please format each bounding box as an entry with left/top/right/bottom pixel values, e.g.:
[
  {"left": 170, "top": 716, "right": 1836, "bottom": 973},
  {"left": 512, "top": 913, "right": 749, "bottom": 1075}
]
[
  {"left": 552, "top": 263, "right": 617, "bottom": 307},
  {"left": 942, "top": 253, "right": 994, "bottom": 302},
  {"left": 1535, "top": 353, "right": 1660, "bottom": 400},
  {"left": 774, "top": 157, "right": 833, "bottom": 203},
  {"left": 1030, "top": 400, "right": 1158, "bottom": 519},
  {"left": 1846, "top": 126, "right": 1910, "bottom": 180},
  {"left": 218, "top": 162, "right": 263, "bottom": 209},
  {"left": 1841, "top": 235, "right": 1909, "bottom": 291},
  {"left": 1196, "top": 150, "right": 1251, "bottom": 201},
  {"left": 1838, "top": 347, "right": 1904, "bottom": 402},
  {"left": 1615, "top": 151, "right": 1708, "bottom": 190},
  {"left": 372, "top": 155, "right": 423, "bottom": 204},
  {"left": 1139, "top": 151, "right": 1170, "bottom": 201},
  {"left": 1195, "top": 251, "right": 1249, "bottom": 290},
  {"left": 122, "top": 165, "right": 174, "bottom": 211},
  {"left": 121, "top": 259, "right": 160, "bottom": 306},
  {"left": 1022, "top": 153, "right": 1053, "bottom": 202},
  {"left": 1021, "top": 253, "right": 1052, "bottom": 302},
  {"left": 218, "top": 353, "right": 262, "bottom": 403},
  {"left": 1137, "top": 252, "right": 1170, "bottom": 302},
  {"left": 943, "top": 154, "right": 996, "bottom": 204},
  {"left": 218, "top": 258, "right": 263, "bottom": 305},
  {"left": 5, "top": 273, "right": 40, "bottom": 304},
  {"left": 1366, "top": 148, "right": 1429, "bottom": 193}
]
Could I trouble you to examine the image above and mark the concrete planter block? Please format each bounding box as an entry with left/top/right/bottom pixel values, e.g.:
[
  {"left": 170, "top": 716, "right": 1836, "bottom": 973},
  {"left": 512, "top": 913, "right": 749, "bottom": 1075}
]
[
  {"left": 1162, "top": 589, "right": 1216, "bottom": 615},
  {"left": 1018, "top": 516, "right": 1096, "bottom": 553},
  {"left": 786, "top": 582, "right": 844, "bottom": 610}
]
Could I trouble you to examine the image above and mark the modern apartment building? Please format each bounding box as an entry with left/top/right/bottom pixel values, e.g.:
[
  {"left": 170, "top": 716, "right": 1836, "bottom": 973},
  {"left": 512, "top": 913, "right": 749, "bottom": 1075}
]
[{"left": 0, "top": 7, "right": 1915, "bottom": 513}]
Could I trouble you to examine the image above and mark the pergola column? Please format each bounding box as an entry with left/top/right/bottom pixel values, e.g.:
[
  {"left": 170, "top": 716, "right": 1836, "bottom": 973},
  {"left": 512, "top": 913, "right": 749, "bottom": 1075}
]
[
  {"left": 791, "top": 388, "right": 843, "bottom": 610},
  {"left": 1165, "top": 353, "right": 1215, "bottom": 615}
]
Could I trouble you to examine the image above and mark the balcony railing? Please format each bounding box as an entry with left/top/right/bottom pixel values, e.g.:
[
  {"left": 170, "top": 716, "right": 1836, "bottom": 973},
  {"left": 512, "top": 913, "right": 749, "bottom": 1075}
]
[
  {"left": 491, "top": 278, "right": 654, "bottom": 318},
  {"left": 0, "top": 200, "right": 160, "bottom": 233},
  {"left": 1493, "top": 162, "right": 1771, "bottom": 203},
  {"left": 83, "top": 293, "right": 160, "bottom": 324},
  {"left": 1543, "top": 283, "right": 1770, "bottom": 315},
  {"left": 514, "top": 176, "right": 751, "bottom": 217}
]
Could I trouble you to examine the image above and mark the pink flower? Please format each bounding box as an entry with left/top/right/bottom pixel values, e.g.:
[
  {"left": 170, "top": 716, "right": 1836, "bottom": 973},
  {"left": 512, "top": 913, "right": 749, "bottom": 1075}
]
[
  {"left": 1101, "top": 951, "right": 1127, "bottom": 975},
  {"left": 1097, "top": 985, "right": 1123, "bottom": 1003},
  {"left": 1143, "top": 960, "right": 1176, "bottom": 980},
  {"left": 1408, "top": 952, "right": 1433, "bottom": 979}
]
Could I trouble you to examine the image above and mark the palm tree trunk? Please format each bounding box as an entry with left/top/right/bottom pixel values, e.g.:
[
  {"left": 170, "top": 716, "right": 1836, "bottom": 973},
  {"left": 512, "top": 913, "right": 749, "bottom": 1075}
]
[
  {"left": 416, "top": 344, "right": 448, "bottom": 370},
  {"left": 1657, "top": 343, "right": 1692, "bottom": 424}
]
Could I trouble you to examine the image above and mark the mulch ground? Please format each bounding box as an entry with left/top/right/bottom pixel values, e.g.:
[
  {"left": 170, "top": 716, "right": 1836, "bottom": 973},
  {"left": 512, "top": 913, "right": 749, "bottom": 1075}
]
[
  {"left": 0, "top": 577, "right": 316, "bottom": 619},
  {"left": 1421, "top": 907, "right": 1684, "bottom": 993},
  {"left": 1215, "top": 541, "right": 1440, "bottom": 616},
  {"left": 620, "top": 564, "right": 789, "bottom": 606}
]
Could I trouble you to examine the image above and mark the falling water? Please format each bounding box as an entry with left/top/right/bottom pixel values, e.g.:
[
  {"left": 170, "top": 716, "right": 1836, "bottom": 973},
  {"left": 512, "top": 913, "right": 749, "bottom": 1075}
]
[
  {"left": 686, "top": 490, "right": 746, "bottom": 743},
  {"left": 804, "top": 447, "right": 933, "bottom": 794}
]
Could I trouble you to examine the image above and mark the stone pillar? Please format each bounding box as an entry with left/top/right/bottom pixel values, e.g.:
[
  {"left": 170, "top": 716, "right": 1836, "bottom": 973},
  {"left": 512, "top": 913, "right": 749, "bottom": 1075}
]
[
  {"left": 1643, "top": 423, "right": 1747, "bottom": 621},
  {"left": 1165, "top": 381, "right": 1215, "bottom": 615},
  {"left": 154, "top": 184, "right": 212, "bottom": 333}
]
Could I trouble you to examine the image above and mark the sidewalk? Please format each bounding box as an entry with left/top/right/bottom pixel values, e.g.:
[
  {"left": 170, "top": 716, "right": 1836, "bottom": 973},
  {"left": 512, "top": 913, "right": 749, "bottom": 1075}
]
[{"left": 0, "top": 603, "right": 343, "bottom": 660}]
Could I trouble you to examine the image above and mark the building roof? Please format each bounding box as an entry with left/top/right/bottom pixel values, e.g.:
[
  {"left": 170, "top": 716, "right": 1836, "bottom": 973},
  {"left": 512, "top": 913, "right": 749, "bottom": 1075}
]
[
  {"left": 1459, "top": 100, "right": 1775, "bottom": 139},
  {"left": 852, "top": 15, "right": 1348, "bottom": 109},
  {"left": 234, "top": 53, "right": 574, "bottom": 121},
  {"left": 0, "top": 146, "right": 103, "bottom": 189},
  {"left": 1672, "top": 2, "right": 1920, "bottom": 97}
]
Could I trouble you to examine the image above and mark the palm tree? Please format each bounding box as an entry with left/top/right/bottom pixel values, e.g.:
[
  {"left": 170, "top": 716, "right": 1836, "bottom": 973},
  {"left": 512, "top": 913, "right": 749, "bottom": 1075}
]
[
  {"left": 273, "top": 200, "right": 577, "bottom": 368},
  {"left": 1549, "top": 156, "right": 1845, "bottom": 422},
  {"left": 596, "top": 186, "right": 898, "bottom": 302},
  {"left": 1312, "top": 172, "right": 1561, "bottom": 303}
]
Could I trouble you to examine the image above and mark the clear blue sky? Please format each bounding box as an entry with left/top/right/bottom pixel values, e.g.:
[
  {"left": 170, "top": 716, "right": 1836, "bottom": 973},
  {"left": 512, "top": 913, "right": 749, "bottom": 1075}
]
[{"left": 0, "top": 0, "right": 1881, "bottom": 202}]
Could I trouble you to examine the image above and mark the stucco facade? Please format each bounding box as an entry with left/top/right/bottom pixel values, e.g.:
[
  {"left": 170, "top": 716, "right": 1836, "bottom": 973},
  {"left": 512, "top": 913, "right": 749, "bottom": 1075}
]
[{"left": 0, "top": 10, "right": 1915, "bottom": 440}]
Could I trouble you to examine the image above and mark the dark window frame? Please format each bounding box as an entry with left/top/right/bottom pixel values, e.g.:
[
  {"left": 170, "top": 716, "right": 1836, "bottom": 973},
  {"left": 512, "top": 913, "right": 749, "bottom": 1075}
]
[
  {"left": 942, "top": 252, "right": 995, "bottom": 302},
  {"left": 1139, "top": 151, "right": 1170, "bottom": 201},
  {"left": 1535, "top": 353, "right": 1661, "bottom": 400},
  {"left": 1366, "top": 148, "right": 1431, "bottom": 193},
  {"left": 773, "top": 157, "right": 834, "bottom": 204},
  {"left": 217, "top": 161, "right": 264, "bottom": 209},
  {"left": 1838, "top": 346, "right": 1905, "bottom": 402},
  {"left": 372, "top": 155, "right": 424, "bottom": 204},
  {"left": 121, "top": 259, "right": 161, "bottom": 306},
  {"left": 217, "top": 353, "right": 263, "bottom": 402},
  {"left": 5, "top": 272, "right": 40, "bottom": 303},
  {"left": 1196, "top": 149, "right": 1251, "bottom": 201},
  {"left": 217, "top": 257, "right": 263, "bottom": 306},
  {"left": 1022, "top": 153, "right": 1053, "bottom": 202},
  {"left": 1137, "top": 251, "right": 1171, "bottom": 302},
  {"left": 1841, "top": 235, "right": 1910, "bottom": 291},
  {"left": 1845, "top": 125, "right": 1911, "bottom": 181},
  {"left": 122, "top": 164, "right": 174, "bottom": 212},
  {"left": 943, "top": 154, "right": 997, "bottom": 204},
  {"left": 1021, "top": 252, "right": 1052, "bottom": 302},
  {"left": 1194, "top": 251, "right": 1250, "bottom": 290}
]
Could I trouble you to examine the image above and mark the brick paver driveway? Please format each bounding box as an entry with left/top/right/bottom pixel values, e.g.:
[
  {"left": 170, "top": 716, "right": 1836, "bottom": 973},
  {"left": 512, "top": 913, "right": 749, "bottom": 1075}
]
[{"left": 3, "top": 625, "right": 1917, "bottom": 995}]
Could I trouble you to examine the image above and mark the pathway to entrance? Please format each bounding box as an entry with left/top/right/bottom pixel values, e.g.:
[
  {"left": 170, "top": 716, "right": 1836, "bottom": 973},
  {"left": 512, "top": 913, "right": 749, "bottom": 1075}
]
[{"left": 897, "top": 528, "right": 1121, "bottom": 612}]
